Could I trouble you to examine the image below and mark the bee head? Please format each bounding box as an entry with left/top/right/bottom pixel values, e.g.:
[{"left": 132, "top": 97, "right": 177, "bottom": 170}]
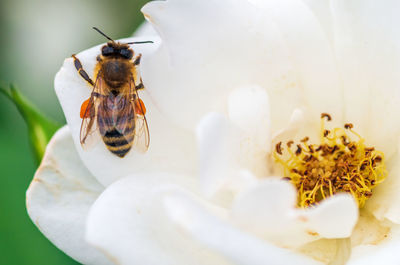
[
  {"left": 101, "top": 42, "right": 133, "bottom": 59},
  {"left": 93, "top": 27, "right": 153, "bottom": 59}
]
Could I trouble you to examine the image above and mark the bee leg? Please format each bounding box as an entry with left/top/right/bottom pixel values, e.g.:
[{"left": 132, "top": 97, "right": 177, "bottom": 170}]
[
  {"left": 72, "top": 54, "right": 94, "bottom": 86},
  {"left": 133, "top": 54, "right": 142, "bottom": 66},
  {"left": 135, "top": 77, "right": 144, "bottom": 90},
  {"left": 91, "top": 92, "right": 102, "bottom": 98}
]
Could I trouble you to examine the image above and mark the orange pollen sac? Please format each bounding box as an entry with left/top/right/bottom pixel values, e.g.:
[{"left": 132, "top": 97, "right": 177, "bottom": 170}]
[
  {"left": 135, "top": 98, "right": 146, "bottom": 115},
  {"left": 80, "top": 98, "right": 92, "bottom": 119}
]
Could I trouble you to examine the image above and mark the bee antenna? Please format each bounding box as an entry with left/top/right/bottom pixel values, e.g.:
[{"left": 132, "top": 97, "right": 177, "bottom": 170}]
[
  {"left": 93, "top": 27, "right": 114, "bottom": 42},
  {"left": 126, "top": 41, "right": 154, "bottom": 45}
]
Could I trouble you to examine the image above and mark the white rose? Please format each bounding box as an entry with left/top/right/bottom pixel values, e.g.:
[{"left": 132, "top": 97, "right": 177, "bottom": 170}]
[{"left": 27, "top": 0, "right": 400, "bottom": 264}]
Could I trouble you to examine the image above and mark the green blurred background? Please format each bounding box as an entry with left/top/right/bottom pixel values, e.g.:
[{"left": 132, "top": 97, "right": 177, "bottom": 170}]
[{"left": 0, "top": 0, "right": 148, "bottom": 264}]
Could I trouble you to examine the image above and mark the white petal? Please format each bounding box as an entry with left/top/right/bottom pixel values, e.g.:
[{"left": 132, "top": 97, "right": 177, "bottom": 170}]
[
  {"left": 164, "top": 190, "right": 322, "bottom": 265},
  {"left": 141, "top": 0, "right": 305, "bottom": 131},
  {"left": 228, "top": 86, "right": 271, "bottom": 151},
  {"left": 271, "top": 108, "right": 306, "bottom": 146},
  {"left": 348, "top": 224, "right": 400, "bottom": 265},
  {"left": 250, "top": 0, "right": 343, "bottom": 122},
  {"left": 351, "top": 211, "right": 391, "bottom": 249},
  {"left": 304, "top": 194, "right": 358, "bottom": 238},
  {"left": 231, "top": 179, "right": 358, "bottom": 247},
  {"left": 86, "top": 173, "right": 229, "bottom": 265},
  {"left": 55, "top": 37, "right": 196, "bottom": 186},
  {"left": 197, "top": 113, "right": 267, "bottom": 202},
  {"left": 26, "top": 126, "right": 111, "bottom": 265},
  {"left": 133, "top": 22, "right": 158, "bottom": 37},
  {"left": 331, "top": 0, "right": 400, "bottom": 158},
  {"left": 301, "top": 0, "right": 334, "bottom": 44},
  {"left": 197, "top": 113, "right": 242, "bottom": 198},
  {"left": 295, "top": 238, "right": 350, "bottom": 265},
  {"left": 231, "top": 179, "right": 298, "bottom": 245}
]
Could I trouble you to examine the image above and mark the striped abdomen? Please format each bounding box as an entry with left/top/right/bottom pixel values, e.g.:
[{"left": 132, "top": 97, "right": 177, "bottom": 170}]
[
  {"left": 102, "top": 127, "right": 134, "bottom": 157},
  {"left": 98, "top": 94, "right": 135, "bottom": 158}
]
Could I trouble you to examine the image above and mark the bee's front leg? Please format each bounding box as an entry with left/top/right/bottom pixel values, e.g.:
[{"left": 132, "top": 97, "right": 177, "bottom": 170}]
[
  {"left": 133, "top": 54, "right": 144, "bottom": 90},
  {"left": 133, "top": 53, "right": 142, "bottom": 66},
  {"left": 72, "top": 54, "right": 94, "bottom": 86},
  {"left": 135, "top": 77, "right": 144, "bottom": 90}
]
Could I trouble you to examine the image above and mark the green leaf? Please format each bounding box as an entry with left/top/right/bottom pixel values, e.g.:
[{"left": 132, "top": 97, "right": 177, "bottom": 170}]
[{"left": 0, "top": 83, "right": 62, "bottom": 165}]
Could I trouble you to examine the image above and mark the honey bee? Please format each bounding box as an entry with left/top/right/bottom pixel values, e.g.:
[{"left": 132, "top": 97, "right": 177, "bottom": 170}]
[{"left": 72, "top": 27, "right": 152, "bottom": 157}]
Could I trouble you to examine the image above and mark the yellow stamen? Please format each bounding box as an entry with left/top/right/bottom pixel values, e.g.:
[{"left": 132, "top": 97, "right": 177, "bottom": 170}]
[{"left": 275, "top": 113, "right": 388, "bottom": 208}]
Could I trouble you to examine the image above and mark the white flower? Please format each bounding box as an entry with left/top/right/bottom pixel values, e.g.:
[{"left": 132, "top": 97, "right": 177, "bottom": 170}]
[{"left": 26, "top": 0, "right": 400, "bottom": 264}]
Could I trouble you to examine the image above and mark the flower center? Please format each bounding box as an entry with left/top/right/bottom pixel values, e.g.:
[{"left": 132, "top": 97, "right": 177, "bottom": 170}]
[{"left": 273, "top": 113, "right": 387, "bottom": 208}]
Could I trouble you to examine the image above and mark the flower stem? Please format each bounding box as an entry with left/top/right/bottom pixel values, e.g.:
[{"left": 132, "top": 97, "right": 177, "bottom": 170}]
[{"left": 0, "top": 83, "right": 62, "bottom": 165}]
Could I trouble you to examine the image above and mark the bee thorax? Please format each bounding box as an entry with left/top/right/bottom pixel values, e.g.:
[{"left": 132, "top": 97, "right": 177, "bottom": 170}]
[{"left": 102, "top": 60, "right": 130, "bottom": 88}]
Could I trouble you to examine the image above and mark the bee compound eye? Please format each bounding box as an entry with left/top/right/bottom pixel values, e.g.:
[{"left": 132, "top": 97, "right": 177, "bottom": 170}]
[
  {"left": 120, "top": 49, "right": 133, "bottom": 59},
  {"left": 102, "top": 46, "right": 114, "bottom": 55}
]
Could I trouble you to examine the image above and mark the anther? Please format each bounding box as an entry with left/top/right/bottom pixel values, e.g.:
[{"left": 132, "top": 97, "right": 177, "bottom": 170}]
[
  {"left": 341, "top": 136, "right": 349, "bottom": 145},
  {"left": 324, "top": 130, "right": 330, "bottom": 137},
  {"left": 308, "top": 145, "right": 315, "bottom": 153},
  {"left": 301, "top": 137, "right": 309, "bottom": 143},
  {"left": 304, "top": 155, "right": 313, "bottom": 162},
  {"left": 330, "top": 145, "right": 338, "bottom": 154},
  {"left": 364, "top": 191, "right": 373, "bottom": 197},
  {"left": 348, "top": 143, "right": 357, "bottom": 152},
  {"left": 287, "top": 140, "right": 294, "bottom": 148},
  {"left": 296, "top": 145, "right": 302, "bottom": 155},
  {"left": 276, "top": 142, "right": 283, "bottom": 155},
  {"left": 321, "top": 113, "right": 332, "bottom": 121},
  {"left": 344, "top": 123, "right": 354, "bottom": 129}
]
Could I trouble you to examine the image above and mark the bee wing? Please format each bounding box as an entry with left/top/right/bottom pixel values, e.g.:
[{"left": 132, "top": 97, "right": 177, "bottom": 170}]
[
  {"left": 111, "top": 94, "right": 136, "bottom": 140},
  {"left": 80, "top": 77, "right": 104, "bottom": 150},
  {"left": 130, "top": 78, "right": 150, "bottom": 153},
  {"left": 132, "top": 108, "right": 150, "bottom": 153}
]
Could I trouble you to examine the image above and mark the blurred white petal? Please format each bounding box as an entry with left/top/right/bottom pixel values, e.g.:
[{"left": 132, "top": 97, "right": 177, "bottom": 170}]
[
  {"left": 164, "top": 190, "right": 322, "bottom": 265},
  {"left": 271, "top": 108, "right": 306, "bottom": 146},
  {"left": 301, "top": 0, "right": 334, "bottom": 43},
  {"left": 26, "top": 126, "right": 111, "bottom": 265},
  {"left": 249, "top": 0, "right": 342, "bottom": 124},
  {"left": 331, "top": 0, "right": 400, "bottom": 158},
  {"left": 133, "top": 22, "right": 159, "bottom": 37},
  {"left": 228, "top": 86, "right": 271, "bottom": 151},
  {"left": 197, "top": 109, "right": 270, "bottom": 203},
  {"left": 86, "top": 174, "right": 229, "bottom": 265},
  {"left": 349, "top": 225, "right": 400, "bottom": 265},
  {"left": 197, "top": 113, "right": 242, "bottom": 199},
  {"left": 141, "top": 0, "right": 303, "bottom": 131},
  {"left": 231, "top": 179, "right": 358, "bottom": 248}
]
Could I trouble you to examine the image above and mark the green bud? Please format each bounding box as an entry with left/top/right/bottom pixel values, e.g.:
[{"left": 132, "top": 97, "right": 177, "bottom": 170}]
[{"left": 0, "top": 83, "right": 62, "bottom": 165}]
